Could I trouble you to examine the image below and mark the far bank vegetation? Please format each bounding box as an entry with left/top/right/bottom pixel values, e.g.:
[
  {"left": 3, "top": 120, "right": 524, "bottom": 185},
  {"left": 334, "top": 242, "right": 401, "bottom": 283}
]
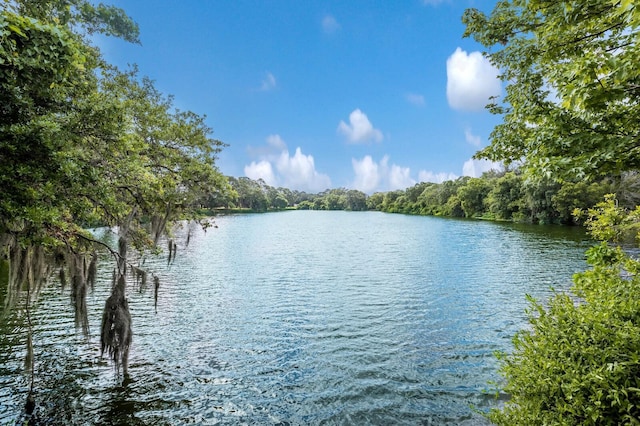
[{"left": 206, "top": 171, "right": 640, "bottom": 226}]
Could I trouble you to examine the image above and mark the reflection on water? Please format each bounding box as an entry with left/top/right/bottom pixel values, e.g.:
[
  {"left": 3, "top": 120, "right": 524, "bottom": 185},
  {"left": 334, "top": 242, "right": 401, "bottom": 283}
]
[{"left": 0, "top": 211, "right": 591, "bottom": 425}]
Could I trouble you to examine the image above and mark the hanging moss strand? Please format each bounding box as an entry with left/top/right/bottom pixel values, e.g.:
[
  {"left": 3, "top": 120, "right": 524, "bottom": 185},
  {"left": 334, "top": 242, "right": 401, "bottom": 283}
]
[{"left": 154, "top": 275, "right": 160, "bottom": 313}]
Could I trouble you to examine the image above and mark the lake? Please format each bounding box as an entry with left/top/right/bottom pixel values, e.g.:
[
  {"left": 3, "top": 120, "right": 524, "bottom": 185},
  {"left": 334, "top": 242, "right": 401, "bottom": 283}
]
[{"left": 0, "top": 211, "right": 592, "bottom": 425}]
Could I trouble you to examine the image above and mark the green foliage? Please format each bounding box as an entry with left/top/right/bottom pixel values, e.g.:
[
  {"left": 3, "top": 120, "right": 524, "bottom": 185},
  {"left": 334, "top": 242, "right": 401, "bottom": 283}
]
[
  {"left": 486, "top": 172, "right": 524, "bottom": 220},
  {"left": 521, "top": 177, "right": 561, "bottom": 224},
  {"left": 0, "top": 1, "right": 228, "bottom": 302},
  {"left": 366, "top": 192, "right": 384, "bottom": 211},
  {"left": 463, "top": 0, "right": 640, "bottom": 180},
  {"left": 224, "top": 179, "right": 369, "bottom": 213},
  {"left": 457, "top": 177, "right": 492, "bottom": 218},
  {"left": 488, "top": 195, "right": 640, "bottom": 425},
  {"left": 364, "top": 171, "right": 612, "bottom": 225},
  {"left": 578, "top": 194, "right": 640, "bottom": 244},
  {"left": 462, "top": 3, "right": 640, "bottom": 421},
  {"left": 0, "top": 0, "right": 227, "bottom": 247},
  {"left": 552, "top": 181, "right": 611, "bottom": 225},
  {"left": 10, "top": 0, "right": 140, "bottom": 43},
  {"left": 0, "top": 9, "right": 100, "bottom": 246}
]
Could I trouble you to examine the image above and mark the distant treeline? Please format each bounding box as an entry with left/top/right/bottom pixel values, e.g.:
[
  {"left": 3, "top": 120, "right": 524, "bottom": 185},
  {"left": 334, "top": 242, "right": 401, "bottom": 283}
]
[
  {"left": 205, "top": 176, "right": 369, "bottom": 212},
  {"left": 204, "top": 171, "right": 640, "bottom": 225}
]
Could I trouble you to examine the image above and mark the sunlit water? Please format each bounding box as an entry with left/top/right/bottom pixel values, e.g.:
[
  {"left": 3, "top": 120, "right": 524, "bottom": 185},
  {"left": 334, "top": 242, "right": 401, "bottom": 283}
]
[{"left": 0, "top": 211, "right": 592, "bottom": 425}]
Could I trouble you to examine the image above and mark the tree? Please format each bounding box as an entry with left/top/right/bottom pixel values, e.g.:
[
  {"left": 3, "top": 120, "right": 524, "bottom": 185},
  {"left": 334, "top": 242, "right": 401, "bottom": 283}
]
[
  {"left": 463, "top": 3, "right": 640, "bottom": 421},
  {"left": 381, "top": 190, "right": 404, "bottom": 213},
  {"left": 367, "top": 192, "right": 385, "bottom": 211},
  {"left": 486, "top": 172, "right": 524, "bottom": 220},
  {"left": 521, "top": 177, "right": 561, "bottom": 224},
  {"left": 463, "top": 0, "right": 640, "bottom": 180},
  {"left": 552, "top": 180, "right": 611, "bottom": 224},
  {"left": 230, "top": 177, "right": 268, "bottom": 211},
  {"left": 9, "top": 0, "right": 140, "bottom": 43},
  {"left": 1, "top": 1, "right": 228, "bottom": 386},
  {"left": 345, "top": 189, "right": 367, "bottom": 211},
  {"left": 457, "top": 178, "right": 492, "bottom": 218},
  {"left": 415, "top": 183, "right": 445, "bottom": 215},
  {"left": 322, "top": 189, "right": 347, "bottom": 210},
  {"left": 0, "top": 10, "right": 104, "bottom": 246}
]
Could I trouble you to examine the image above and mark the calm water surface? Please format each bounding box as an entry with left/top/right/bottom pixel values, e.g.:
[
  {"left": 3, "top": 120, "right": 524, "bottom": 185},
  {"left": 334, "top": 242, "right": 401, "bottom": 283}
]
[{"left": 0, "top": 211, "right": 592, "bottom": 425}]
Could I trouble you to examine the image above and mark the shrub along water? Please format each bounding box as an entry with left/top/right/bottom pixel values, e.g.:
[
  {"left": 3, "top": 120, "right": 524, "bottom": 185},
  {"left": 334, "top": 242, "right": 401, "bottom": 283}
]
[{"left": 488, "top": 195, "right": 640, "bottom": 424}]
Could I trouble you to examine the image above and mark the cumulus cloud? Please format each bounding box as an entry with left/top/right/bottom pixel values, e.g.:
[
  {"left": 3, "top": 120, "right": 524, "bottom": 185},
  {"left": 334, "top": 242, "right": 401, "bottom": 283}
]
[
  {"left": 446, "top": 47, "right": 501, "bottom": 111},
  {"left": 322, "top": 15, "right": 340, "bottom": 34},
  {"left": 266, "top": 134, "right": 286, "bottom": 150},
  {"left": 244, "top": 160, "right": 277, "bottom": 186},
  {"left": 351, "top": 155, "right": 416, "bottom": 193},
  {"left": 418, "top": 170, "right": 458, "bottom": 183},
  {"left": 418, "top": 158, "right": 499, "bottom": 183},
  {"left": 275, "top": 147, "right": 331, "bottom": 192},
  {"left": 260, "top": 72, "right": 277, "bottom": 91},
  {"left": 247, "top": 134, "right": 287, "bottom": 158},
  {"left": 464, "top": 128, "right": 482, "bottom": 146},
  {"left": 351, "top": 156, "right": 380, "bottom": 193},
  {"left": 389, "top": 164, "right": 416, "bottom": 190},
  {"left": 338, "top": 109, "right": 383, "bottom": 144},
  {"left": 244, "top": 135, "right": 331, "bottom": 192},
  {"left": 405, "top": 92, "right": 425, "bottom": 107},
  {"left": 350, "top": 155, "right": 501, "bottom": 192},
  {"left": 462, "top": 158, "right": 500, "bottom": 178}
]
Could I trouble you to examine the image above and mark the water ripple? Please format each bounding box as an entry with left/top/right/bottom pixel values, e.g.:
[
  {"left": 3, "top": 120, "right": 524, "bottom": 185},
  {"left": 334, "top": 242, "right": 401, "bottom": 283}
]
[{"left": 0, "top": 211, "right": 590, "bottom": 425}]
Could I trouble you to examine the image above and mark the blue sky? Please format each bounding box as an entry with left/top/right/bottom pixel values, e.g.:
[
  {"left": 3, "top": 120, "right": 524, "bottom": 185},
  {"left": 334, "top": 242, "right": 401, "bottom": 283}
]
[{"left": 98, "top": 0, "right": 502, "bottom": 193}]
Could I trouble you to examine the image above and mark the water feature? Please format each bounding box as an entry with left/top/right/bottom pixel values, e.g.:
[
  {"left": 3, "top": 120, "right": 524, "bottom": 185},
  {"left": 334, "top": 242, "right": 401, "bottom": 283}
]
[{"left": 0, "top": 211, "right": 592, "bottom": 424}]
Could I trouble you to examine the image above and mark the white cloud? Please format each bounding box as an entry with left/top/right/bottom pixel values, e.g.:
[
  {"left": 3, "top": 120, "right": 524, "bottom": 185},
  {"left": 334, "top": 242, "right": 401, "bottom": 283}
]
[
  {"left": 337, "top": 109, "right": 383, "bottom": 143},
  {"left": 276, "top": 147, "right": 331, "bottom": 192},
  {"left": 351, "top": 155, "right": 416, "bottom": 193},
  {"left": 462, "top": 158, "right": 500, "bottom": 178},
  {"left": 350, "top": 155, "right": 502, "bottom": 192},
  {"left": 244, "top": 135, "right": 331, "bottom": 192},
  {"left": 322, "top": 15, "right": 340, "bottom": 34},
  {"left": 247, "top": 134, "right": 287, "bottom": 158},
  {"left": 351, "top": 156, "right": 380, "bottom": 193},
  {"left": 244, "top": 161, "right": 277, "bottom": 186},
  {"left": 405, "top": 92, "right": 425, "bottom": 107},
  {"left": 446, "top": 47, "right": 501, "bottom": 111},
  {"left": 464, "top": 128, "right": 482, "bottom": 146},
  {"left": 389, "top": 164, "right": 416, "bottom": 190},
  {"left": 418, "top": 170, "right": 458, "bottom": 183},
  {"left": 260, "top": 72, "right": 277, "bottom": 91},
  {"left": 266, "top": 134, "right": 286, "bottom": 150}
]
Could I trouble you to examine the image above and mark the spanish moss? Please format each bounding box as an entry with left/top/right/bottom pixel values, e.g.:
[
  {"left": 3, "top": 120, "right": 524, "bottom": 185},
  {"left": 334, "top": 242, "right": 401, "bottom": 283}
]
[
  {"left": 1, "top": 217, "right": 188, "bottom": 381},
  {"left": 154, "top": 275, "right": 160, "bottom": 313},
  {"left": 24, "top": 332, "right": 33, "bottom": 373},
  {"left": 59, "top": 267, "right": 67, "bottom": 291},
  {"left": 69, "top": 253, "right": 90, "bottom": 336},
  {"left": 150, "top": 205, "right": 172, "bottom": 246},
  {"left": 87, "top": 252, "right": 98, "bottom": 291},
  {"left": 132, "top": 266, "right": 147, "bottom": 292},
  {"left": 100, "top": 273, "right": 132, "bottom": 376},
  {"left": 3, "top": 240, "right": 50, "bottom": 316}
]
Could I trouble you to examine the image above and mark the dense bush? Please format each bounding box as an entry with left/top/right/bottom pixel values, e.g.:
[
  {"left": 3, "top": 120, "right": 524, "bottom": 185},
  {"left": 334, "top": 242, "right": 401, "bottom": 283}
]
[{"left": 488, "top": 196, "right": 640, "bottom": 424}]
